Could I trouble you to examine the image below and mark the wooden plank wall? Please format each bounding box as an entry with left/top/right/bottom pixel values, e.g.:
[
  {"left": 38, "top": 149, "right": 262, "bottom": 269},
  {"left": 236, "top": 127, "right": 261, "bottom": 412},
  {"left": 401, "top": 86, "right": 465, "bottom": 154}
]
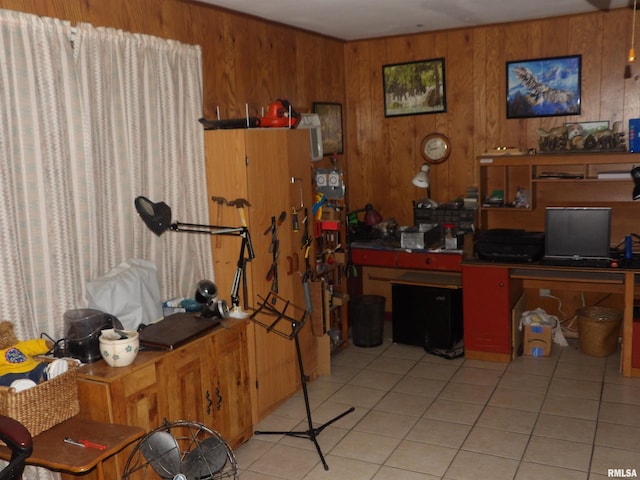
[
  {"left": 0, "top": 0, "right": 346, "bottom": 141},
  {"left": 345, "top": 8, "right": 640, "bottom": 227},
  {"left": 3, "top": 2, "right": 640, "bottom": 230}
]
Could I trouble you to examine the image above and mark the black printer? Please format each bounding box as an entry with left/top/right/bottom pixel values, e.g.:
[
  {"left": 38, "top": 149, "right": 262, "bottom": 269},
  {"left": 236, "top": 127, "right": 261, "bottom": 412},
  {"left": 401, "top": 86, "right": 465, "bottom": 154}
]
[{"left": 475, "top": 229, "right": 545, "bottom": 263}]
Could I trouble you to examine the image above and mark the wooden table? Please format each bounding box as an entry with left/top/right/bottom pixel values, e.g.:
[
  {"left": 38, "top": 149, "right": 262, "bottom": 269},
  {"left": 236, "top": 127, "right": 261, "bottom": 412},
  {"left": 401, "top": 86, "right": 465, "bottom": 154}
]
[{"left": 0, "top": 416, "right": 144, "bottom": 480}]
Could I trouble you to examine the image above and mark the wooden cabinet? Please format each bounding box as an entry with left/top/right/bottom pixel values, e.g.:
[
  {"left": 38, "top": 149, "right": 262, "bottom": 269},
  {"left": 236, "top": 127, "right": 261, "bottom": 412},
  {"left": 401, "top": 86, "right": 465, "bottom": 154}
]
[
  {"left": 74, "top": 320, "right": 251, "bottom": 480},
  {"left": 462, "top": 264, "right": 522, "bottom": 362},
  {"left": 204, "top": 129, "right": 317, "bottom": 422}
]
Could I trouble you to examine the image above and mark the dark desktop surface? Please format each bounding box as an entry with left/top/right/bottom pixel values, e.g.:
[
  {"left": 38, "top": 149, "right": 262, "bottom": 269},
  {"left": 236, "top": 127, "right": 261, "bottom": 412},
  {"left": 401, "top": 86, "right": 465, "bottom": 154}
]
[
  {"left": 467, "top": 251, "right": 640, "bottom": 270},
  {"left": 612, "top": 256, "right": 640, "bottom": 269}
]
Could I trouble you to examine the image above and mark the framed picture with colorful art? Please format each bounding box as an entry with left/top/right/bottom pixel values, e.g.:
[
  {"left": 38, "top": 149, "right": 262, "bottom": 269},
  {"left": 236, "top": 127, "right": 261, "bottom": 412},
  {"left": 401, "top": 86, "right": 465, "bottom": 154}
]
[
  {"left": 382, "top": 58, "right": 446, "bottom": 117},
  {"left": 506, "top": 55, "right": 581, "bottom": 119}
]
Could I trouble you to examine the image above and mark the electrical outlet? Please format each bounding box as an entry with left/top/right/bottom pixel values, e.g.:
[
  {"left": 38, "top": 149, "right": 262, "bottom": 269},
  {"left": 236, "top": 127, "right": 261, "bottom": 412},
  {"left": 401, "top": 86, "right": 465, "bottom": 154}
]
[{"left": 539, "top": 288, "right": 551, "bottom": 297}]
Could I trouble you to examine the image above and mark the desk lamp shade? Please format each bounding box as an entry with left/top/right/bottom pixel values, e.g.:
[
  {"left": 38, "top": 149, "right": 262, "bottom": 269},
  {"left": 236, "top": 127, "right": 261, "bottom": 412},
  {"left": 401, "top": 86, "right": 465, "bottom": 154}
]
[
  {"left": 195, "top": 279, "right": 218, "bottom": 303},
  {"left": 363, "top": 203, "right": 383, "bottom": 226},
  {"left": 412, "top": 164, "right": 430, "bottom": 188},
  {"left": 135, "top": 196, "right": 172, "bottom": 235},
  {"left": 632, "top": 166, "right": 640, "bottom": 200}
]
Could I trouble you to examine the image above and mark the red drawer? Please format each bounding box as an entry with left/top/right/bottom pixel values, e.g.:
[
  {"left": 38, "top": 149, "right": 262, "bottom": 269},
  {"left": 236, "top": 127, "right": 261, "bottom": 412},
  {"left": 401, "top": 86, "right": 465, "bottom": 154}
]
[
  {"left": 350, "top": 248, "right": 397, "bottom": 267},
  {"left": 396, "top": 251, "right": 462, "bottom": 271},
  {"left": 351, "top": 248, "right": 463, "bottom": 271}
]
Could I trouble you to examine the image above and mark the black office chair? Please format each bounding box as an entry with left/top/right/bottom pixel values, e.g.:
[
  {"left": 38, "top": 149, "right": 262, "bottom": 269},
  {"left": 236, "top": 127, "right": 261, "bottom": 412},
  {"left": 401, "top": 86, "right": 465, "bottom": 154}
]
[{"left": 0, "top": 416, "right": 32, "bottom": 480}]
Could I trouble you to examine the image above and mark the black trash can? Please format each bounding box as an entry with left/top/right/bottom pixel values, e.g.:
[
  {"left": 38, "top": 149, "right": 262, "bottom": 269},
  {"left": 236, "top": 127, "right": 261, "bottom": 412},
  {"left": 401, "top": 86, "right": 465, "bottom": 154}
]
[{"left": 350, "top": 295, "right": 385, "bottom": 347}]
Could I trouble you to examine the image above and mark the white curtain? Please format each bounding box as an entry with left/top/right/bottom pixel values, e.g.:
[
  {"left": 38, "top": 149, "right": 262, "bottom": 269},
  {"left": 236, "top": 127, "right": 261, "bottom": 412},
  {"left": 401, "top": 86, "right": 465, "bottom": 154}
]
[{"left": 0, "top": 10, "right": 212, "bottom": 347}]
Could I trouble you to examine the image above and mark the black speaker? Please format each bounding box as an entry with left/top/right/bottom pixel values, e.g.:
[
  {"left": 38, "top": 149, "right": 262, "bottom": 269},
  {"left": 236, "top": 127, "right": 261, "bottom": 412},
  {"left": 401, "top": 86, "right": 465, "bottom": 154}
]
[{"left": 391, "top": 284, "right": 463, "bottom": 349}]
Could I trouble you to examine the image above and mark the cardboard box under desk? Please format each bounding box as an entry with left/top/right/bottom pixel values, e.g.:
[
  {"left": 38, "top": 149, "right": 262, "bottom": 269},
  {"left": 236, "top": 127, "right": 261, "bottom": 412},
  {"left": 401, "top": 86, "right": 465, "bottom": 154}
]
[{"left": 523, "top": 324, "right": 552, "bottom": 357}]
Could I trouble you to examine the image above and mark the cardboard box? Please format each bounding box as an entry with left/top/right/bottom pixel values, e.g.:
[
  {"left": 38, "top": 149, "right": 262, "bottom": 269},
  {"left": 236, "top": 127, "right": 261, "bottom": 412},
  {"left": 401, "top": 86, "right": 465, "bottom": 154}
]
[
  {"left": 321, "top": 208, "right": 342, "bottom": 221},
  {"left": 523, "top": 324, "right": 552, "bottom": 357},
  {"left": 401, "top": 231, "right": 425, "bottom": 249}
]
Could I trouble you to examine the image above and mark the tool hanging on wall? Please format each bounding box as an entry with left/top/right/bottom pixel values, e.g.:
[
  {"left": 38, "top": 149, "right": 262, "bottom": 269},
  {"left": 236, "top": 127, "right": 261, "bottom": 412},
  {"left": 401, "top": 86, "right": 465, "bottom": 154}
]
[
  {"left": 312, "top": 193, "right": 326, "bottom": 220},
  {"left": 265, "top": 211, "right": 286, "bottom": 298},
  {"left": 300, "top": 208, "right": 312, "bottom": 280},
  {"left": 298, "top": 208, "right": 315, "bottom": 317},
  {"left": 211, "top": 196, "right": 228, "bottom": 248},
  {"left": 228, "top": 198, "right": 251, "bottom": 227},
  {"left": 286, "top": 252, "right": 299, "bottom": 275},
  {"left": 290, "top": 177, "right": 305, "bottom": 232}
]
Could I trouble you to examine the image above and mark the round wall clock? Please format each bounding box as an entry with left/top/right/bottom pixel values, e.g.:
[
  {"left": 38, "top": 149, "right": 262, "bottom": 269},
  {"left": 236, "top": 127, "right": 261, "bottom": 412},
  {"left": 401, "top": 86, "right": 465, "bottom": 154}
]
[{"left": 421, "top": 133, "right": 451, "bottom": 165}]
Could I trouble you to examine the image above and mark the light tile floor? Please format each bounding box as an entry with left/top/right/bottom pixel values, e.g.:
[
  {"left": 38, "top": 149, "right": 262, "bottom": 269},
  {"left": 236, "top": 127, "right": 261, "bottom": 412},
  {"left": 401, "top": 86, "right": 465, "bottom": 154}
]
[{"left": 234, "top": 323, "right": 640, "bottom": 480}]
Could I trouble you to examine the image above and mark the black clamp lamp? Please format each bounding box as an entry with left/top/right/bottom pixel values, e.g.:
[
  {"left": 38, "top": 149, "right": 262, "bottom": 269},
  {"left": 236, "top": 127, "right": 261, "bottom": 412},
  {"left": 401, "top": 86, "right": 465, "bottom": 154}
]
[
  {"left": 194, "top": 279, "right": 230, "bottom": 318},
  {"left": 632, "top": 166, "right": 640, "bottom": 200},
  {"left": 134, "top": 196, "right": 255, "bottom": 318}
]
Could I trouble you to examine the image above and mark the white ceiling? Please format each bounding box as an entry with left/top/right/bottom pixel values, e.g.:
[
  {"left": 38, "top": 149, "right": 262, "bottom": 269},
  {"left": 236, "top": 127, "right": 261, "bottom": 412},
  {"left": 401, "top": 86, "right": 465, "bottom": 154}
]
[{"left": 197, "top": 0, "right": 631, "bottom": 40}]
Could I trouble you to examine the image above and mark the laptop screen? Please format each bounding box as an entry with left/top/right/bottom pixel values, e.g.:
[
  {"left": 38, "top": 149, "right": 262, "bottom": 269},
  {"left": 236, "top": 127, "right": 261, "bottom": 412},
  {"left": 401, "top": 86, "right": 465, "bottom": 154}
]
[{"left": 544, "top": 207, "right": 611, "bottom": 259}]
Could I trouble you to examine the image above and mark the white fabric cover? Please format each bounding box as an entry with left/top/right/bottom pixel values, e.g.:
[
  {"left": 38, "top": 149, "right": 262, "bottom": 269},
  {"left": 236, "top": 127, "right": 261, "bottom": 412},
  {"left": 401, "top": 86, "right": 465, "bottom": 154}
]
[{"left": 86, "top": 259, "right": 163, "bottom": 330}]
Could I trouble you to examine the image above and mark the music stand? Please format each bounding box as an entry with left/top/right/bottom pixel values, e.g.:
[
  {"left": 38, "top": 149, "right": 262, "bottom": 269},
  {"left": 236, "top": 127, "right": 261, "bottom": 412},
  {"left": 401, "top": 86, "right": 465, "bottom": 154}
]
[{"left": 250, "top": 291, "right": 354, "bottom": 471}]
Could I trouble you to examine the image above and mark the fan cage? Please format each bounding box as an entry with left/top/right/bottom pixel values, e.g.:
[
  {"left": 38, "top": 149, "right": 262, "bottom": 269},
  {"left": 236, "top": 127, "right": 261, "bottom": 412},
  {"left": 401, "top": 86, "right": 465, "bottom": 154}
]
[{"left": 122, "top": 420, "right": 238, "bottom": 480}]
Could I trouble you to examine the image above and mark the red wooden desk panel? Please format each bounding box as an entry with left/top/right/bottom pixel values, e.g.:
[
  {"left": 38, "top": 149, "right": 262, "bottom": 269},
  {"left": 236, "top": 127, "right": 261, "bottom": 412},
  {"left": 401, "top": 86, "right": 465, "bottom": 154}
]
[
  {"left": 396, "top": 251, "right": 462, "bottom": 271},
  {"left": 462, "top": 264, "right": 512, "bottom": 355},
  {"left": 350, "top": 248, "right": 397, "bottom": 267},
  {"left": 351, "top": 247, "right": 462, "bottom": 271}
]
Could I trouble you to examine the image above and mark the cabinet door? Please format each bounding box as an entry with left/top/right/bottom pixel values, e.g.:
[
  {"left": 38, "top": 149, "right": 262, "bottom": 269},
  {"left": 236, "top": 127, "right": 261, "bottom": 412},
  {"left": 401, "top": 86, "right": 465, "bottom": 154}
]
[
  {"left": 203, "top": 129, "right": 252, "bottom": 307},
  {"left": 245, "top": 130, "right": 313, "bottom": 419},
  {"left": 462, "top": 265, "right": 511, "bottom": 354},
  {"left": 109, "top": 363, "right": 163, "bottom": 431},
  {"left": 209, "top": 321, "right": 252, "bottom": 448},
  {"left": 205, "top": 129, "right": 316, "bottom": 422},
  {"left": 156, "top": 337, "right": 210, "bottom": 424}
]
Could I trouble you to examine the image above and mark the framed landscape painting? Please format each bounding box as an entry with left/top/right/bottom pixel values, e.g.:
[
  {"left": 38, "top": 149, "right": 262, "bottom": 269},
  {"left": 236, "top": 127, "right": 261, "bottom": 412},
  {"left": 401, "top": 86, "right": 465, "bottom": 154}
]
[
  {"left": 383, "top": 58, "right": 446, "bottom": 117},
  {"left": 506, "top": 55, "right": 581, "bottom": 119}
]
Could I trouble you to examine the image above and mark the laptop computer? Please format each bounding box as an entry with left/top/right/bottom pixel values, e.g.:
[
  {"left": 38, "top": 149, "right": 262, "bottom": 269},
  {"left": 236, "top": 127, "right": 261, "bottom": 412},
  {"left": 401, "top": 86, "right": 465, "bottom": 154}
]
[
  {"left": 138, "top": 313, "right": 221, "bottom": 350},
  {"left": 539, "top": 207, "right": 612, "bottom": 268}
]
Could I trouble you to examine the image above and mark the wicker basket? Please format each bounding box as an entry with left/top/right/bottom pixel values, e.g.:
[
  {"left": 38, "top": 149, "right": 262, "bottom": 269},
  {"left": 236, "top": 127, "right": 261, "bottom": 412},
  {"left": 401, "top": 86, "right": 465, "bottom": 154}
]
[
  {"left": 577, "top": 306, "right": 622, "bottom": 357},
  {"left": 0, "top": 359, "right": 79, "bottom": 436}
]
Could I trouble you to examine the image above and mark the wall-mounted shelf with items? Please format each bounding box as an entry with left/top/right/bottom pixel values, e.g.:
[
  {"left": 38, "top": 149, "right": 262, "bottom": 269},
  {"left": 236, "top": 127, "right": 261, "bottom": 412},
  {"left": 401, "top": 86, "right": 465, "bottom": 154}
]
[
  {"left": 477, "top": 152, "right": 640, "bottom": 241},
  {"left": 312, "top": 158, "right": 350, "bottom": 367}
]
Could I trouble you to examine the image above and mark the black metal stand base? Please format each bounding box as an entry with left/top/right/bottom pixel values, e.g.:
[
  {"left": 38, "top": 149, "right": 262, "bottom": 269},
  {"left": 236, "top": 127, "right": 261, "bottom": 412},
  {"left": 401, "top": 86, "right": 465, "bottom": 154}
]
[{"left": 254, "top": 324, "right": 354, "bottom": 471}]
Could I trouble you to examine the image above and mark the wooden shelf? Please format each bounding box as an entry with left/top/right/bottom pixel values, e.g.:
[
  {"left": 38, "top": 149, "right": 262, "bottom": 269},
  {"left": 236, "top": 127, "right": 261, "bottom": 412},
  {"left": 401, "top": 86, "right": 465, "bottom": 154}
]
[{"left": 477, "top": 152, "right": 640, "bottom": 242}]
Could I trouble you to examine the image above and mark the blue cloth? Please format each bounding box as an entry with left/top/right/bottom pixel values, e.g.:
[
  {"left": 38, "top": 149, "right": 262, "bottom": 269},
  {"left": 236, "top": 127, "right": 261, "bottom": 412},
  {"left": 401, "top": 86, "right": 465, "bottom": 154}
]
[{"left": 0, "top": 361, "right": 48, "bottom": 386}]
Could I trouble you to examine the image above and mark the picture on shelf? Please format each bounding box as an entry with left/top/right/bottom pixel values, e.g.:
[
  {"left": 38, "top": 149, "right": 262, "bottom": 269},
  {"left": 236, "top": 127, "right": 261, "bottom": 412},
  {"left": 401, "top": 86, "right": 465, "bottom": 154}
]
[{"left": 538, "top": 119, "right": 625, "bottom": 152}]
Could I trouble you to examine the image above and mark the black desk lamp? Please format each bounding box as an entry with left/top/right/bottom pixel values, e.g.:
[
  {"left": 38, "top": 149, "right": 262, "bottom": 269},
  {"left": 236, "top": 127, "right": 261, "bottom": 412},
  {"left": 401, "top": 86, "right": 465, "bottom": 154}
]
[
  {"left": 632, "top": 166, "right": 640, "bottom": 200},
  {"left": 134, "top": 196, "right": 255, "bottom": 318}
]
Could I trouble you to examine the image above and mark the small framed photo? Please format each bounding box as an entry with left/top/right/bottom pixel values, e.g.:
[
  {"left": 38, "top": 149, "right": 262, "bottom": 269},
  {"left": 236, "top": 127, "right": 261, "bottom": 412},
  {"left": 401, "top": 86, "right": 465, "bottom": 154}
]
[
  {"left": 565, "top": 121, "right": 609, "bottom": 140},
  {"left": 506, "top": 55, "right": 581, "bottom": 119},
  {"left": 312, "top": 102, "right": 343, "bottom": 155},
  {"left": 382, "top": 58, "right": 446, "bottom": 117}
]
